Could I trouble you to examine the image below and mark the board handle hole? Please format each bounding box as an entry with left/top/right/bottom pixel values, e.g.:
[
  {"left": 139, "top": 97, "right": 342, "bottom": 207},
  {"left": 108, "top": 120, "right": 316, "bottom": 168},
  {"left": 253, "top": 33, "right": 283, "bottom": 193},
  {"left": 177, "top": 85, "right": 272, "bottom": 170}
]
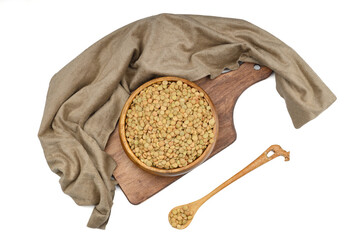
[{"left": 253, "top": 64, "right": 261, "bottom": 70}]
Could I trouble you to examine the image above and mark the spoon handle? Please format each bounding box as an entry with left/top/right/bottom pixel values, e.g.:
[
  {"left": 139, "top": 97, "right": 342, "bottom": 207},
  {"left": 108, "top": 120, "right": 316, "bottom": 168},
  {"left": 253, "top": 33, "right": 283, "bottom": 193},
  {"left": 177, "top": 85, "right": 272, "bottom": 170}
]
[{"left": 198, "top": 145, "right": 290, "bottom": 205}]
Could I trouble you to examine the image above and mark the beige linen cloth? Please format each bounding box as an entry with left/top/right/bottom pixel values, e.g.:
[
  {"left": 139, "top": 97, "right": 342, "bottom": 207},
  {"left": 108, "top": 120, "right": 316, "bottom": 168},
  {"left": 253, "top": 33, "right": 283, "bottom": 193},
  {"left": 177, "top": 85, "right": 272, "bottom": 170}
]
[{"left": 38, "top": 14, "right": 336, "bottom": 229}]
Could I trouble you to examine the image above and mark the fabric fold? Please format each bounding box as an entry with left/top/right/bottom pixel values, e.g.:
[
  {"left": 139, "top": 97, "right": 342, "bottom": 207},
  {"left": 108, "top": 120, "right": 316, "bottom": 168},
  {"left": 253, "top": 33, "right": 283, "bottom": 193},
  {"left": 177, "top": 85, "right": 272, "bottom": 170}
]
[{"left": 38, "top": 13, "right": 336, "bottom": 229}]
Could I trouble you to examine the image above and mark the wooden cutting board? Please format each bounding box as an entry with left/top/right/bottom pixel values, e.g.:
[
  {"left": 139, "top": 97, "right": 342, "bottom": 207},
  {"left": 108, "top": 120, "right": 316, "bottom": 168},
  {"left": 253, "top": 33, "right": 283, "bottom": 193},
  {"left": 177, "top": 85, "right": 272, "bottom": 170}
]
[{"left": 105, "top": 62, "right": 272, "bottom": 204}]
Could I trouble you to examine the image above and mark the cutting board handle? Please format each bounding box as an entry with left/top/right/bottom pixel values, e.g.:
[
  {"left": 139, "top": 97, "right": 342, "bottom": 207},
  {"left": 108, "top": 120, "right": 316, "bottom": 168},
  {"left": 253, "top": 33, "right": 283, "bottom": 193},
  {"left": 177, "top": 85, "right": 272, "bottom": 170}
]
[{"left": 195, "top": 63, "right": 273, "bottom": 156}]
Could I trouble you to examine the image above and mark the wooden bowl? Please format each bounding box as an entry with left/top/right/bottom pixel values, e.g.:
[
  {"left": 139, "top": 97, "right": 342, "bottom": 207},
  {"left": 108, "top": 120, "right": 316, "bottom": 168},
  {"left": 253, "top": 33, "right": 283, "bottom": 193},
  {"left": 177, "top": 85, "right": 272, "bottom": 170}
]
[{"left": 119, "top": 76, "right": 219, "bottom": 177}]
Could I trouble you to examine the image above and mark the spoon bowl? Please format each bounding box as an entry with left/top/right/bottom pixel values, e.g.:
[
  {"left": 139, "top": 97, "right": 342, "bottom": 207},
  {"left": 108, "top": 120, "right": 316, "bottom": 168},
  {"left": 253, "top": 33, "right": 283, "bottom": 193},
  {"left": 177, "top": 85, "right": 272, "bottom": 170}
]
[{"left": 168, "top": 202, "right": 198, "bottom": 230}]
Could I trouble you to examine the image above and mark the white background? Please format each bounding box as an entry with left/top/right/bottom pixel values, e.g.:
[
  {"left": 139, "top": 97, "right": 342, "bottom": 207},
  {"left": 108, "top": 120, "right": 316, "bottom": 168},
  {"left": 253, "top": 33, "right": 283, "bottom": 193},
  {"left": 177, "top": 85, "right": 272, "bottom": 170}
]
[{"left": 1, "top": 0, "right": 359, "bottom": 239}]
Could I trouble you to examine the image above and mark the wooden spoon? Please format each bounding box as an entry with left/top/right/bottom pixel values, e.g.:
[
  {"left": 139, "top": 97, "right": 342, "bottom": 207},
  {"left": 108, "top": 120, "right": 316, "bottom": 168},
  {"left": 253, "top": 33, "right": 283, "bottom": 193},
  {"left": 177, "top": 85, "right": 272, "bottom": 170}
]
[{"left": 168, "top": 144, "right": 290, "bottom": 229}]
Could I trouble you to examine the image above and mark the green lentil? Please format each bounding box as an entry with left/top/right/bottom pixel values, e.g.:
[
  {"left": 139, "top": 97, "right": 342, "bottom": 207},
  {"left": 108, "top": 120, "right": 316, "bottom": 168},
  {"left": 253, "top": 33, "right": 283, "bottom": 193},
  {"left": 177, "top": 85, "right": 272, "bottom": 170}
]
[
  {"left": 125, "top": 80, "right": 215, "bottom": 169},
  {"left": 168, "top": 205, "right": 194, "bottom": 229}
]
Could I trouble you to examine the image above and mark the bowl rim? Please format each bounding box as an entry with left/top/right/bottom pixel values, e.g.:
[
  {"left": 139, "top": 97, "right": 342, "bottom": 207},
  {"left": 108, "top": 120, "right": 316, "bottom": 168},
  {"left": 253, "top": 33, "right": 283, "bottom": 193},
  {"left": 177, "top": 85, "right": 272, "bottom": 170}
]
[{"left": 119, "top": 76, "right": 219, "bottom": 177}]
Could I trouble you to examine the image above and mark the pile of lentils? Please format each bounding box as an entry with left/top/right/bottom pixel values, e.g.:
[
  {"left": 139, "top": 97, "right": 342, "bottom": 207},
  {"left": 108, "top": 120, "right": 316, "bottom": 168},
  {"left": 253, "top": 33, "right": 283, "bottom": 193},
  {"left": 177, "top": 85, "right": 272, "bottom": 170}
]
[
  {"left": 169, "top": 206, "right": 193, "bottom": 229},
  {"left": 125, "top": 80, "right": 215, "bottom": 170}
]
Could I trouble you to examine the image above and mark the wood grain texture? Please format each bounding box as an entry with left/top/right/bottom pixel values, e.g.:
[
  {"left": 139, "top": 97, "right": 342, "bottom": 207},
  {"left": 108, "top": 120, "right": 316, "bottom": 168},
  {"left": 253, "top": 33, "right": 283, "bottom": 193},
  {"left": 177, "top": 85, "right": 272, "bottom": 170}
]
[{"left": 105, "top": 63, "right": 273, "bottom": 205}]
